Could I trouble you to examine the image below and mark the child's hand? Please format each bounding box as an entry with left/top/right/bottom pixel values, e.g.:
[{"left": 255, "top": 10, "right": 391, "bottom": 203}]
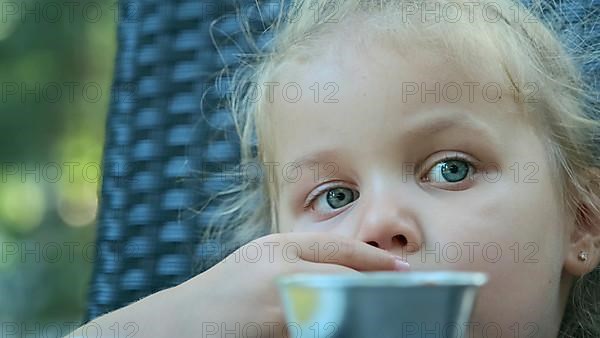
[
  {"left": 68, "top": 232, "right": 407, "bottom": 338},
  {"left": 174, "top": 232, "right": 409, "bottom": 337}
]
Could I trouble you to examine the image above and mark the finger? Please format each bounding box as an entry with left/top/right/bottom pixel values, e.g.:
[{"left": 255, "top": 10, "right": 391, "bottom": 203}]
[
  {"left": 295, "top": 260, "right": 361, "bottom": 274},
  {"left": 280, "top": 232, "right": 410, "bottom": 272}
]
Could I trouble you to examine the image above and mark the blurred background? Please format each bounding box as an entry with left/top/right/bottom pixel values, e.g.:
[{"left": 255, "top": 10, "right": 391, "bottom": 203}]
[
  {"left": 0, "top": 0, "right": 116, "bottom": 334},
  {"left": 1, "top": 0, "right": 596, "bottom": 337}
]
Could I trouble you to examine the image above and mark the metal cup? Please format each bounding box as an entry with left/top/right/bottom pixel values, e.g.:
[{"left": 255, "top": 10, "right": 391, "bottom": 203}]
[{"left": 277, "top": 271, "right": 488, "bottom": 338}]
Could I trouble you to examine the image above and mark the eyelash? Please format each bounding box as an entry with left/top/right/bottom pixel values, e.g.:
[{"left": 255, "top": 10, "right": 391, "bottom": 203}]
[
  {"left": 420, "top": 154, "right": 478, "bottom": 183},
  {"left": 303, "top": 154, "right": 479, "bottom": 212},
  {"left": 303, "top": 180, "right": 351, "bottom": 210}
]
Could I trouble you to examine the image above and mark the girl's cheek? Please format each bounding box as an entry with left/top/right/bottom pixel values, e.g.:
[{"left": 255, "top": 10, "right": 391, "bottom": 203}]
[
  {"left": 288, "top": 200, "right": 361, "bottom": 234},
  {"left": 468, "top": 256, "right": 562, "bottom": 336}
]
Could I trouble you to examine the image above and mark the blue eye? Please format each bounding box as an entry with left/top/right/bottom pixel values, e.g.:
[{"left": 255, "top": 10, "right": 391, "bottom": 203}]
[
  {"left": 309, "top": 186, "right": 359, "bottom": 214},
  {"left": 325, "top": 187, "right": 356, "bottom": 208},
  {"left": 426, "top": 159, "right": 472, "bottom": 183}
]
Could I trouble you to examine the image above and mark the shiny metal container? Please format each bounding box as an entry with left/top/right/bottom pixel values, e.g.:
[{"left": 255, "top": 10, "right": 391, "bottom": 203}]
[{"left": 277, "top": 271, "right": 488, "bottom": 338}]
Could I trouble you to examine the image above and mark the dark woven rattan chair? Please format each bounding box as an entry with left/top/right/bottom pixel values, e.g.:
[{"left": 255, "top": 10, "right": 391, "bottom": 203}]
[
  {"left": 86, "top": 0, "right": 598, "bottom": 321},
  {"left": 85, "top": 0, "right": 283, "bottom": 319}
]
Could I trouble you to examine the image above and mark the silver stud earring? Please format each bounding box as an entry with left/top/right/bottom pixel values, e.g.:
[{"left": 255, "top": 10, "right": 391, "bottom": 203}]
[{"left": 578, "top": 250, "right": 588, "bottom": 262}]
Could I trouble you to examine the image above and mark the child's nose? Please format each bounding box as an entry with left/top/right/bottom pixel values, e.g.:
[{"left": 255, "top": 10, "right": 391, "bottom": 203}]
[{"left": 355, "top": 194, "right": 423, "bottom": 254}]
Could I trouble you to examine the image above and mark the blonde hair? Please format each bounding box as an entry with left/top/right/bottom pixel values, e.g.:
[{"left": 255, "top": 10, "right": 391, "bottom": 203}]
[{"left": 200, "top": 0, "right": 600, "bottom": 336}]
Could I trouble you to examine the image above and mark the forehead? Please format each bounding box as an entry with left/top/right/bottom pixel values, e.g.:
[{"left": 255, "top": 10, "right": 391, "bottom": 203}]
[{"left": 264, "top": 38, "right": 520, "bottom": 163}]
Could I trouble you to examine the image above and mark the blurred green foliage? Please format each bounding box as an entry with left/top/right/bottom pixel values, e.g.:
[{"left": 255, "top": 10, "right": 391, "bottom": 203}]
[{"left": 0, "top": 0, "right": 116, "bottom": 335}]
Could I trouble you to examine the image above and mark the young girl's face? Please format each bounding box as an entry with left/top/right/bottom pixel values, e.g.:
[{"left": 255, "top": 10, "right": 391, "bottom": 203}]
[{"left": 265, "top": 34, "right": 575, "bottom": 336}]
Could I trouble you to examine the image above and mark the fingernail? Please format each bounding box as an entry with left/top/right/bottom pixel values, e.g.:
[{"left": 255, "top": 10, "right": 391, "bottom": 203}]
[{"left": 394, "top": 258, "right": 410, "bottom": 271}]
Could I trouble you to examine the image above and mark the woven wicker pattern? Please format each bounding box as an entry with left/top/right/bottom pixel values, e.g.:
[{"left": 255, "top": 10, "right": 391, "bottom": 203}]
[
  {"left": 86, "top": 0, "right": 282, "bottom": 319},
  {"left": 87, "top": 0, "right": 598, "bottom": 320}
]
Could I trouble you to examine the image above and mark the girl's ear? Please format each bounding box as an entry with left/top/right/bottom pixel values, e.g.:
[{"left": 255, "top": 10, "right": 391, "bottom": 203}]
[{"left": 564, "top": 200, "right": 600, "bottom": 277}]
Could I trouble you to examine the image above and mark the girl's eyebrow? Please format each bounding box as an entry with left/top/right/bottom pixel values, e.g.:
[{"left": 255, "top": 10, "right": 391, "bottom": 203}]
[
  {"left": 288, "top": 149, "right": 342, "bottom": 172},
  {"left": 402, "top": 113, "right": 500, "bottom": 146},
  {"left": 280, "top": 112, "right": 502, "bottom": 192},
  {"left": 279, "top": 149, "right": 344, "bottom": 193},
  {"left": 289, "top": 115, "right": 499, "bottom": 164}
]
